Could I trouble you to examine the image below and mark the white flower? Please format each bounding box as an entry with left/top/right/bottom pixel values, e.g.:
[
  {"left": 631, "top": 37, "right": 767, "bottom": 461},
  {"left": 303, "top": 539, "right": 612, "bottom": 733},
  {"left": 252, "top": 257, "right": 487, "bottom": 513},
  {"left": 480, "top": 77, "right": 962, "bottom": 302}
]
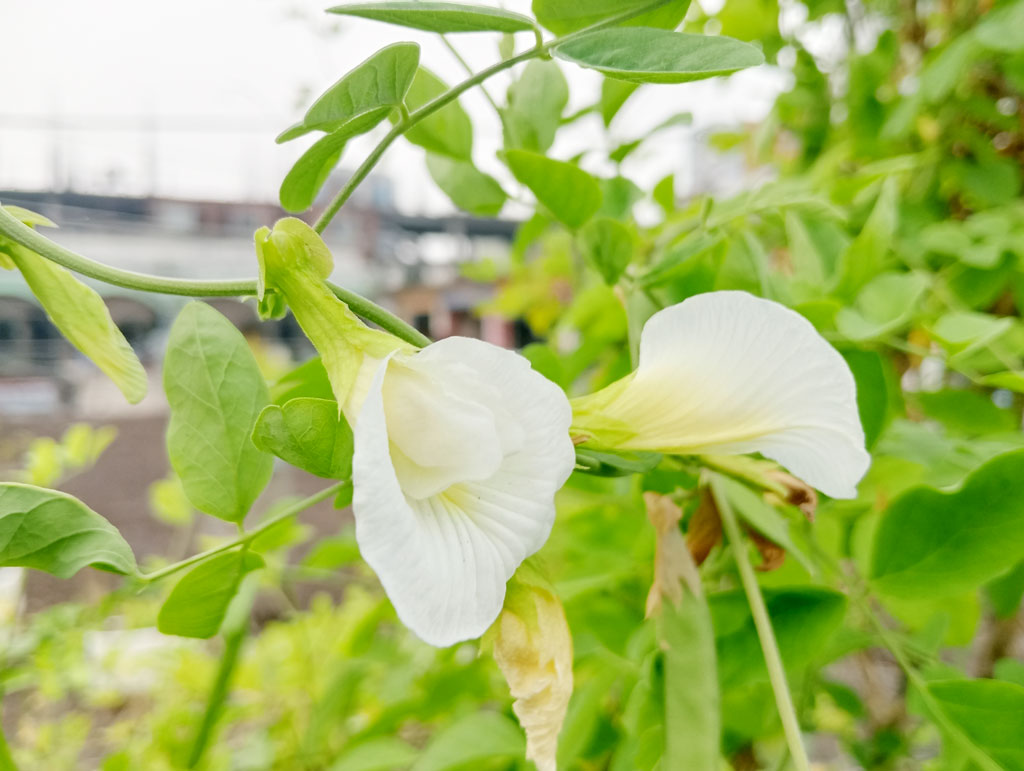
[
  {"left": 348, "top": 337, "right": 576, "bottom": 647},
  {"left": 572, "top": 291, "right": 870, "bottom": 499}
]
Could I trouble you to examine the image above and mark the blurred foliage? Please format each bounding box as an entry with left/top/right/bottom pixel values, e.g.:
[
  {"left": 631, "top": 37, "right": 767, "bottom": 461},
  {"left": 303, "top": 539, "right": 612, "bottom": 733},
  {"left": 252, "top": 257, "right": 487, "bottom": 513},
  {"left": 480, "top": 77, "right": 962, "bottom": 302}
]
[{"left": 4, "top": 0, "right": 1024, "bottom": 769}]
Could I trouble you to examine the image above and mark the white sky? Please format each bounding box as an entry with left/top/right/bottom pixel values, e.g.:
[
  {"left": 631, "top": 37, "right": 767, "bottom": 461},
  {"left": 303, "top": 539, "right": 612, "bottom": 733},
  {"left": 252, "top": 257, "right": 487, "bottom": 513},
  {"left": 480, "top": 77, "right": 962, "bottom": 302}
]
[{"left": 0, "top": 0, "right": 789, "bottom": 214}]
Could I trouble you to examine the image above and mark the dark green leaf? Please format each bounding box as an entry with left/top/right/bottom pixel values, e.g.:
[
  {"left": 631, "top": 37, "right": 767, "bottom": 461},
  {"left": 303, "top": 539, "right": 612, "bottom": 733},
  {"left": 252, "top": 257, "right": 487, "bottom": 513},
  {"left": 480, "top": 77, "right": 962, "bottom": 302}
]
[
  {"left": 252, "top": 397, "right": 353, "bottom": 480},
  {"left": 327, "top": 2, "right": 535, "bottom": 33},
  {"left": 914, "top": 390, "right": 1018, "bottom": 437},
  {"left": 927, "top": 679, "right": 1024, "bottom": 771},
  {"left": 502, "top": 149, "right": 602, "bottom": 228},
  {"left": 533, "top": 0, "right": 690, "bottom": 35},
  {"left": 578, "top": 217, "right": 634, "bottom": 284},
  {"left": 870, "top": 450, "right": 1024, "bottom": 599},
  {"left": 425, "top": 154, "right": 507, "bottom": 216},
  {"left": 0, "top": 483, "right": 136, "bottom": 578},
  {"left": 712, "top": 587, "right": 846, "bottom": 690},
  {"left": 553, "top": 29, "right": 764, "bottom": 84},
  {"left": 985, "top": 560, "right": 1024, "bottom": 619},
  {"left": 164, "top": 302, "right": 273, "bottom": 523},
  {"left": 401, "top": 68, "right": 473, "bottom": 160},
  {"left": 157, "top": 551, "right": 264, "bottom": 638}
]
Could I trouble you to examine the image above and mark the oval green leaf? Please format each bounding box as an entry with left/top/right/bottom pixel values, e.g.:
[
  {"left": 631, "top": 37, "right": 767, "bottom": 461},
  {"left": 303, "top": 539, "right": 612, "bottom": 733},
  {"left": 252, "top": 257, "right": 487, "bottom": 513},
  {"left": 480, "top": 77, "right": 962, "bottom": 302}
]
[
  {"left": 327, "top": 2, "right": 535, "bottom": 33},
  {"left": 164, "top": 302, "right": 273, "bottom": 523},
  {"left": 0, "top": 483, "right": 136, "bottom": 578},
  {"left": 304, "top": 42, "right": 420, "bottom": 133},
  {"left": 252, "top": 397, "right": 354, "bottom": 480},
  {"left": 870, "top": 449, "right": 1024, "bottom": 599},
  {"left": 157, "top": 550, "right": 264, "bottom": 638},
  {"left": 533, "top": 0, "right": 690, "bottom": 35},
  {"left": 502, "top": 149, "right": 602, "bottom": 229},
  {"left": 553, "top": 28, "right": 765, "bottom": 84},
  {"left": 400, "top": 68, "right": 473, "bottom": 160},
  {"left": 425, "top": 153, "right": 507, "bottom": 217},
  {"left": 279, "top": 124, "right": 356, "bottom": 212},
  {"left": 501, "top": 60, "right": 568, "bottom": 154},
  {"left": 578, "top": 217, "right": 634, "bottom": 285}
]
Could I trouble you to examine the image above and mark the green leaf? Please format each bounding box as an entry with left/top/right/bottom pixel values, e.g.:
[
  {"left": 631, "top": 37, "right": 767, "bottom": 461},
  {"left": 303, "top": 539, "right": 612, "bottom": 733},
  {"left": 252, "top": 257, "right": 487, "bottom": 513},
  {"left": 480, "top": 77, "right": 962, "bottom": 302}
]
[
  {"left": 327, "top": 2, "right": 535, "bottom": 33},
  {"left": 164, "top": 302, "right": 273, "bottom": 523},
  {"left": 600, "top": 78, "right": 640, "bottom": 126},
  {"left": 711, "top": 587, "right": 846, "bottom": 690},
  {"left": 870, "top": 449, "right": 1024, "bottom": 599},
  {"left": 0, "top": 242, "right": 146, "bottom": 403},
  {"left": 533, "top": 0, "right": 690, "bottom": 35},
  {"left": 835, "top": 271, "right": 929, "bottom": 342},
  {"left": 271, "top": 357, "right": 335, "bottom": 404},
  {"left": 425, "top": 154, "right": 507, "bottom": 216},
  {"left": 717, "top": 476, "right": 814, "bottom": 573},
  {"left": 502, "top": 149, "right": 602, "bottom": 229},
  {"left": 251, "top": 397, "right": 353, "bottom": 480},
  {"left": 836, "top": 176, "right": 899, "bottom": 297},
  {"left": 0, "top": 483, "right": 136, "bottom": 578},
  {"left": 502, "top": 60, "right": 568, "bottom": 154},
  {"left": 553, "top": 29, "right": 764, "bottom": 84},
  {"left": 927, "top": 679, "right": 1024, "bottom": 771},
  {"left": 661, "top": 589, "right": 720, "bottom": 770},
  {"left": 985, "top": 560, "right": 1024, "bottom": 619},
  {"left": 157, "top": 551, "right": 264, "bottom": 638},
  {"left": 578, "top": 217, "right": 634, "bottom": 285},
  {"left": 307, "top": 43, "right": 419, "bottom": 132},
  {"left": 598, "top": 176, "right": 644, "bottom": 220},
  {"left": 914, "top": 389, "right": 1018, "bottom": 437},
  {"left": 330, "top": 737, "right": 418, "bottom": 771},
  {"left": 411, "top": 712, "right": 525, "bottom": 771},
  {"left": 400, "top": 68, "right": 473, "bottom": 160},
  {"left": 279, "top": 128, "right": 351, "bottom": 212},
  {"left": 280, "top": 43, "right": 420, "bottom": 143}
]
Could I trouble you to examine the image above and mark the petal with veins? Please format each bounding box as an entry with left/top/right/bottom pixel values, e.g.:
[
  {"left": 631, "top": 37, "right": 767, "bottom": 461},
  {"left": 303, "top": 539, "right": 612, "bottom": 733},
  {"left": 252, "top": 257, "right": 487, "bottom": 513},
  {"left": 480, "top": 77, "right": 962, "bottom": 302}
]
[
  {"left": 575, "top": 291, "right": 869, "bottom": 499},
  {"left": 352, "top": 337, "right": 575, "bottom": 647}
]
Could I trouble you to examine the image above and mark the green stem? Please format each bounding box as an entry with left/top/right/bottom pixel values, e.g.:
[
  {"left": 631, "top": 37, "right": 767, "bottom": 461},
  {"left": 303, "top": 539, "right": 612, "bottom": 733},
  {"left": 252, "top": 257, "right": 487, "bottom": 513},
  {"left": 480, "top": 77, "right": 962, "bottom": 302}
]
[
  {"left": 711, "top": 475, "right": 811, "bottom": 771},
  {"left": 0, "top": 208, "right": 429, "bottom": 348},
  {"left": 311, "top": 0, "right": 673, "bottom": 235},
  {"left": 138, "top": 482, "right": 345, "bottom": 584},
  {"left": 186, "top": 587, "right": 253, "bottom": 768},
  {"left": 313, "top": 45, "right": 540, "bottom": 234}
]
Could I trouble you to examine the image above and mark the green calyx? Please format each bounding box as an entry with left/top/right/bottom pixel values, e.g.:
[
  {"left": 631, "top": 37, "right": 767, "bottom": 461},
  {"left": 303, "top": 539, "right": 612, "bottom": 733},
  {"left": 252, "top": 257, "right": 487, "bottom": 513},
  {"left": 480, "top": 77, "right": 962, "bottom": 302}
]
[{"left": 253, "top": 218, "right": 415, "bottom": 406}]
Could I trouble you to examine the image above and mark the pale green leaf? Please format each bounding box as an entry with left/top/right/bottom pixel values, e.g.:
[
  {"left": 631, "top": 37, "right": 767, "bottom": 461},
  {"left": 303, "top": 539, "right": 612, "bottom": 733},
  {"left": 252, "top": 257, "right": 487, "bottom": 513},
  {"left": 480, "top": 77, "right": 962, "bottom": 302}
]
[
  {"left": 835, "top": 271, "right": 929, "bottom": 342},
  {"left": 533, "top": 0, "right": 690, "bottom": 35},
  {"left": 425, "top": 153, "right": 507, "bottom": 216},
  {"left": 2, "top": 243, "right": 147, "bottom": 403},
  {"left": 578, "top": 217, "right": 633, "bottom": 285},
  {"left": 400, "top": 67, "right": 473, "bottom": 160},
  {"left": 0, "top": 483, "right": 136, "bottom": 578},
  {"left": 836, "top": 176, "right": 899, "bottom": 297},
  {"left": 251, "top": 397, "right": 353, "bottom": 480},
  {"left": 502, "top": 60, "right": 568, "bottom": 154},
  {"left": 302, "top": 43, "right": 420, "bottom": 134},
  {"left": 327, "top": 2, "right": 535, "bottom": 33},
  {"left": 600, "top": 78, "right": 639, "bottom": 126},
  {"left": 280, "top": 125, "right": 354, "bottom": 212},
  {"left": 164, "top": 302, "right": 273, "bottom": 523},
  {"left": 716, "top": 476, "right": 814, "bottom": 574},
  {"left": 157, "top": 550, "right": 264, "bottom": 638},
  {"left": 870, "top": 449, "right": 1024, "bottom": 599},
  {"left": 330, "top": 737, "right": 418, "bottom": 771},
  {"left": 553, "top": 29, "right": 764, "bottom": 84},
  {"left": 502, "top": 149, "right": 602, "bottom": 229}
]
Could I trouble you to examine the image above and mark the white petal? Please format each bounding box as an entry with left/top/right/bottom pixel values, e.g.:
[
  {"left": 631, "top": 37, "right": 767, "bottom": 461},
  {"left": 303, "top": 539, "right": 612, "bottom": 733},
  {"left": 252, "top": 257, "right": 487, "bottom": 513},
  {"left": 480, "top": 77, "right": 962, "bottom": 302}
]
[
  {"left": 352, "top": 339, "right": 575, "bottom": 646},
  {"left": 609, "top": 291, "right": 869, "bottom": 499}
]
